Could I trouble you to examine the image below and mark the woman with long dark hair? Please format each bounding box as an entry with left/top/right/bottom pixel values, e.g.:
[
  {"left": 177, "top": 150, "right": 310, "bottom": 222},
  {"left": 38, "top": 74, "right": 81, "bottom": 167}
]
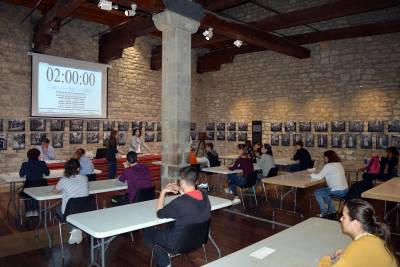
[
  {"left": 256, "top": 144, "right": 276, "bottom": 178},
  {"left": 318, "top": 199, "right": 397, "bottom": 267},
  {"left": 106, "top": 130, "right": 118, "bottom": 179}
]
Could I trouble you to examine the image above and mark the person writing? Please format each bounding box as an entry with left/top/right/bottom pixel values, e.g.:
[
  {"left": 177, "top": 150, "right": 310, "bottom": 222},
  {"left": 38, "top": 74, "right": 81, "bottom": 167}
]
[
  {"left": 129, "top": 128, "right": 150, "bottom": 153},
  {"left": 36, "top": 138, "right": 56, "bottom": 161},
  {"left": 318, "top": 199, "right": 397, "bottom": 267}
]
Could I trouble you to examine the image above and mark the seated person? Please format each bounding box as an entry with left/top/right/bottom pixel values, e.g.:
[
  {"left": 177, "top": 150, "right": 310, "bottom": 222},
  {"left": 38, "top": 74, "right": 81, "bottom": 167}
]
[
  {"left": 74, "top": 148, "right": 96, "bottom": 181},
  {"left": 119, "top": 151, "right": 153, "bottom": 203},
  {"left": 256, "top": 144, "right": 276, "bottom": 179},
  {"left": 143, "top": 166, "right": 211, "bottom": 267},
  {"left": 252, "top": 142, "right": 262, "bottom": 163},
  {"left": 19, "top": 148, "right": 50, "bottom": 217},
  {"left": 52, "top": 159, "right": 89, "bottom": 245},
  {"left": 311, "top": 150, "right": 349, "bottom": 217},
  {"left": 318, "top": 199, "right": 397, "bottom": 267},
  {"left": 36, "top": 138, "right": 56, "bottom": 161},
  {"left": 363, "top": 147, "right": 398, "bottom": 187},
  {"left": 227, "top": 144, "right": 254, "bottom": 204},
  {"left": 291, "top": 141, "right": 312, "bottom": 172},
  {"left": 198, "top": 142, "right": 220, "bottom": 189},
  {"left": 358, "top": 154, "right": 380, "bottom": 181}
]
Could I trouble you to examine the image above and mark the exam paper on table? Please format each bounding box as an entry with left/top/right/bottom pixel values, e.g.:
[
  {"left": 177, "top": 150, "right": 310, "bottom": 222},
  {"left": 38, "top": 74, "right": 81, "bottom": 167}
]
[{"left": 250, "top": 247, "right": 276, "bottom": 260}]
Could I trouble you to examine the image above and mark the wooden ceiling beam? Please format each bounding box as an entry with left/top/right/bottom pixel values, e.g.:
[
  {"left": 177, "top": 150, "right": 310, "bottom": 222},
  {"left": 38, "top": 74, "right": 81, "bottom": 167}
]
[{"left": 195, "top": 0, "right": 249, "bottom": 12}]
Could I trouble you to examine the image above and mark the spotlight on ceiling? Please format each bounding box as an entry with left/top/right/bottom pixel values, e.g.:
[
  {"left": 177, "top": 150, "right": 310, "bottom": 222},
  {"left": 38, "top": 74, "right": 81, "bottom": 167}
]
[
  {"left": 233, "top": 40, "right": 243, "bottom": 48},
  {"left": 125, "top": 3, "right": 137, "bottom": 17},
  {"left": 202, "top": 27, "right": 213, "bottom": 40},
  {"left": 98, "top": 0, "right": 118, "bottom": 11}
]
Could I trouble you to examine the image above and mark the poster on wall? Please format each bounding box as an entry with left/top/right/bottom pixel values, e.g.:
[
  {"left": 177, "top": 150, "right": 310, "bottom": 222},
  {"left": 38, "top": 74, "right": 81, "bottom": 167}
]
[
  {"left": 156, "top": 132, "right": 162, "bottom": 142},
  {"left": 305, "top": 134, "right": 314, "bottom": 147},
  {"left": 190, "top": 132, "right": 196, "bottom": 141},
  {"left": 12, "top": 133, "right": 25, "bottom": 150},
  {"left": 132, "top": 121, "right": 142, "bottom": 131},
  {"left": 87, "top": 132, "right": 99, "bottom": 144},
  {"left": 50, "top": 120, "right": 64, "bottom": 131},
  {"left": 206, "top": 131, "right": 215, "bottom": 141},
  {"left": 217, "top": 131, "right": 225, "bottom": 141},
  {"left": 271, "top": 123, "right": 282, "bottom": 132},
  {"left": 391, "top": 135, "right": 400, "bottom": 149},
  {"left": 388, "top": 120, "right": 400, "bottom": 132},
  {"left": 145, "top": 132, "right": 154, "bottom": 142},
  {"left": 30, "top": 119, "right": 45, "bottom": 131},
  {"left": 376, "top": 134, "right": 388, "bottom": 150},
  {"left": 317, "top": 134, "right": 328, "bottom": 148},
  {"left": 238, "top": 132, "right": 247, "bottom": 142},
  {"left": 118, "top": 121, "right": 129, "bottom": 131},
  {"left": 145, "top": 122, "right": 155, "bottom": 131},
  {"left": 349, "top": 121, "right": 364, "bottom": 132},
  {"left": 30, "top": 133, "right": 46, "bottom": 146},
  {"left": 314, "top": 122, "right": 328, "bottom": 132},
  {"left": 0, "top": 119, "right": 3, "bottom": 132},
  {"left": 346, "top": 134, "right": 357, "bottom": 149},
  {"left": 331, "top": 121, "right": 346, "bottom": 132},
  {"left": 156, "top": 122, "right": 162, "bottom": 131},
  {"left": 52, "top": 133, "right": 63, "bottom": 148},
  {"left": 226, "top": 132, "right": 236, "bottom": 142},
  {"left": 70, "top": 120, "right": 83, "bottom": 131},
  {"left": 103, "top": 131, "right": 110, "bottom": 147},
  {"left": 0, "top": 133, "right": 7, "bottom": 150},
  {"left": 216, "top": 123, "right": 225, "bottom": 131},
  {"left": 227, "top": 122, "right": 236, "bottom": 131},
  {"left": 118, "top": 132, "right": 126, "bottom": 145},
  {"left": 87, "top": 120, "right": 100, "bottom": 131},
  {"left": 271, "top": 134, "right": 279, "bottom": 146},
  {"left": 190, "top": 123, "right": 196, "bottom": 131},
  {"left": 103, "top": 121, "right": 115, "bottom": 131},
  {"left": 238, "top": 122, "right": 248, "bottom": 131},
  {"left": 206, "top": 122, "right": 215, "bottom": 131},
  {"left": 284, "top": 122, "right": 296, "bottom": 132},
  {"left": 70, "top": 132, "right": 83, "bottom": 144},
  {"left": 331, "top": 134, "right": 343, "bottom": 148},
  {"left": 8, "top": 119, "right": 25, "bottom": 132},
  {"left": 360, "top": 134, "right": 372, "bottom": 149},
  {"left": 368, "top": 121, "right": 384, "bottom": 132},
  {"left": 293, "top": 134, "right": 302, "bottom": 144},
  {"left": 281, "top": 134, "right": 290, "bottom": 146},
  {"left": 299, "top": 122, "right": 311, "bottom": 132}
]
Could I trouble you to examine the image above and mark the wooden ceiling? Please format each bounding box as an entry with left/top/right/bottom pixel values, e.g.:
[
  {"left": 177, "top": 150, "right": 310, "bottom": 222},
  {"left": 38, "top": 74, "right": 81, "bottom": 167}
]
[{"left": 5, "top": 0, "right": 400, "bottom": 73}]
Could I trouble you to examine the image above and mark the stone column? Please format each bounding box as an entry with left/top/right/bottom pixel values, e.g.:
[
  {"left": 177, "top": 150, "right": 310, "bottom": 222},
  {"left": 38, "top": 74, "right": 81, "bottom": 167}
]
[{"left": 153, "top": 10, "right": 200, "bottom": 188}]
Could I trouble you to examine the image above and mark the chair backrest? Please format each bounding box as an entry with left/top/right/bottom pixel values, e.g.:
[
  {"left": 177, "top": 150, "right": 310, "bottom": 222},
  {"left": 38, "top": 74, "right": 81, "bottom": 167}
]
[
  {"left": 266, "top": 167, "right": 279, "bottom": 177},
  {"left": 173, "top": 219, "right": 211, "bottom": 254},
  {"left": 64, "top": 195, "right": 96, "bottom": 219},
  {"left": 134, "top": 186, "right": 155, "bottom": 203},
  {"left": 190, "top": 163, "right": 201, "bottom": 174},
  {"left": 244, "top": 171, "right": 257, "bottom": 187}
]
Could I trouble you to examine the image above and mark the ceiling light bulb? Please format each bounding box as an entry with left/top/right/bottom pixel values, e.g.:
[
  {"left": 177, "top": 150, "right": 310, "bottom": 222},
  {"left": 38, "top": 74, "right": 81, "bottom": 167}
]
[
  {"left": 98, "top": 0, "right": 113, "bottom": 11},
  {"left": 233, "top": 40, "right": 243, "bottom": 47}
]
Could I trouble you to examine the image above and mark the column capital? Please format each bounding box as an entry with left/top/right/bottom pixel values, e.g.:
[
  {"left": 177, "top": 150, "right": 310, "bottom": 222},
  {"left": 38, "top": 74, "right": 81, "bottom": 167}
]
[{"left": 153, "top": 10, "right": 200, "bottom": 34}]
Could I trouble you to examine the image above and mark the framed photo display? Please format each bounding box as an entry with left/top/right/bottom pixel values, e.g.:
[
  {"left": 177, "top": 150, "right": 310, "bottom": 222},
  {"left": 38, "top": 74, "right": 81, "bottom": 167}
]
[
  {"left": 52, "top": 133, "right": 63, "bottom": 148},
  {"left": 87, "top": 132, "right": 99, "bottom": 144},
  {"left": 331, "top": 121, "right": 345, "bottom": 132},
  {"left": 145, "top": 122, "right": 155, "bottom": 131},
  {"left": 271, "top": 134, "right": 279, "bottom": 146},
  {"left": 284, "top": 122, "right": 296, "bottom": 132},
  {"left": 271, "top": 123, "right": 282, "bottom": 132},
  {"left": 227, "top": 122, "right": 236, "bottom": 131},
  {"left": 87, "top": 120, "right": 100, "bottom": 131},
  {"left": 376, "top": 134, "right": 388, "bottom": 150},
  {"left": 360, "top": 134, "right": 372, "bottom": 149},
  {"left": 227, "top": 132, "right": 236, "bottom": 141},
  {"left": 293, "top": 134, "right": 302, "bottom": 144},
  {"left": 238, "top": 132, "right": 247, "bottom": 142},
  {"left": 281, "top": 134, "right": 290, "bottom": 146},
  {"left": 30, "top": 133, "right": 46, "bottom": 145},
  {"left": 299, "top": 122, "right": 311, "bottom": 132},
  {"left": 216, "top": 123, "right": 225, "bottom": 131},
  {"left": 132, "top": 121, "right": 142, "bottom": 131},
  {"left": 103, "top": 132, "right": 110, "bottom": 147},
  {"left": 12, "top": 133, "right": 25, "bottom": 150},
  {"left": 216, "top": 131, "right": 225, "bottom": 141},
  {"left": 346, "top": 134, "right": 357, "bottom": 149},
  {"left": 103, "top": 121, "right": 115, "bottom": 131},
  {"left": 156, "top": 132, "right": 162, "bottom": 142},
  {"left": 317, "top": 134, "right": 328, "bottom": 148},
  {"left": 331, "top": 134, "right": 343, "bottom": 148},
  {"left": 238, "top": 122, "right": 248, "bottom": 131},
  {"left": 206, "top": 122, "right": 215, "bottom": 131},
  {"left": 8, "top": 119, "right": 25, "bottom": 132},
  {"left": 190, "top": 132, "right": 196, "bottom": 141},
  {"left": 30, "top": 119, "right": 45, "bottom": 131},
  {"left": 145, "top": 132, "right": 154, "bottom": 142},
  {"left": 0, "top": 119, "right": 3, "bottom": 132},
  {"left": 70, "top": 132, "right": 83, "bottom": 144},
  {"left": 305, "top": 134, "right": 314, "bottom": 147},
  {"left": 118, "top": 121, "right": 129, "bottom": 131},
  {"left": 388, "top": 120, "right": 400, "bottom": 132},
  {"left": 349, "top": 121, "right": 364, "bottom": 132},
  {"left": 206, "top": 131, "right": 215, "bottom": 141},
  {"left": 70, "top": 120, "right": 83, "bottom": 131},
  {"left": 368, "top": 121, "right": 384, "bottom": 132},
  {"left": 190, "top": 123, "right": 196, "bottom": 131},
  {"left": 391, "top": 135, "right": 400, "bottom": 149},
  {"left": 0, "top": 133, "right": 7, "bottom": 150},
  {"left": 118, "top": 132, "right": 126, "bottom": 145},
  {"left": 314, "top": 122, "right": 328, "bottom": 132},
  {"left": 50, "top": 120, "right": 64, "bottom": 131}
]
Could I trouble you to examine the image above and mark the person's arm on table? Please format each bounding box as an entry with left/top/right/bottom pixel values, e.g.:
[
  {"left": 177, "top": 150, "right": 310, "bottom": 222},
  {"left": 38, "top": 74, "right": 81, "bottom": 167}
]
[{"left": 311, "top": 164, "right": 328, "bottom": 180}]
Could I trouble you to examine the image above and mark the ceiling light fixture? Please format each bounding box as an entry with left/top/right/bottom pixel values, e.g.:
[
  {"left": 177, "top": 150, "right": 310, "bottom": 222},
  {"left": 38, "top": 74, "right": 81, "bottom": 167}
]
[
  {"left": 233, "top": 40, "right": 243, "bottom": 47},
  {"left": 202, "top": 27, "right": 213, "bottom": 40},
  {"left": 125, "top": 3, "right": 137, "bottom": 17},
  {"left": 98, "top": 0, "right": 118, "bottom": 11}
]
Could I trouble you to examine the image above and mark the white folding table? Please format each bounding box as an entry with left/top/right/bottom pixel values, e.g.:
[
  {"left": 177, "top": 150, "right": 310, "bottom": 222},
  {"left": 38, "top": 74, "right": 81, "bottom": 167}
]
[
  {"left": 201, "top": 166, "right": 242, "bottom": 191},
  {"left": 67, "top": 195, "right": 232, "bottom": 267},
  {"left": 274, "top": 158, "right": 298, "bottom": 167}
]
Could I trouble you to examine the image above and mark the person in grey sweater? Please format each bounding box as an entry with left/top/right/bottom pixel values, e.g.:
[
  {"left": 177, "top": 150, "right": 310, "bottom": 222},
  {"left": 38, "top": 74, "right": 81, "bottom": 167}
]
[{"left": 256, "top": 144, "right": 276, "bottom": 179}]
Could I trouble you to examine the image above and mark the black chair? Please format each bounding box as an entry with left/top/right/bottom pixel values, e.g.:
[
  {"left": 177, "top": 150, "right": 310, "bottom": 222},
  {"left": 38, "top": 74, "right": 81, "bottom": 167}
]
[
  {"left": 95, "top": 148, "right": 107, "bottom": 159},
  {"left": 261, "top": 167, "right": 279, "bottom": 202},
  {"left": 150, "top": 219, "right": 211, "bottom": 267},
  {"left": 134, "top": 186, "right": 156, "bottom": 203},
  {"left": 238, "top": 172, "right": 258, "bottom": 210},
  {"left": 326, "top": 194, "right": 347, "bottom": 220},
  {"left": 87, "top": 173, "right": 97, "bottom": 182},
  {"left": 51, "top": 195, "right": 96, "bottom": 258}
]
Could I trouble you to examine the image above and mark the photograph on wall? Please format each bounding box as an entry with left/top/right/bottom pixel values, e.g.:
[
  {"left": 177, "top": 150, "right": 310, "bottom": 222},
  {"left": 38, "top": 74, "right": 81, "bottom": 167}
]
[
  {"left": 238, "top": 122, "right": 248, "bottom": 131},
  {"left": 190, "top": 123, "right": 196, "bottom": 131},
  {"left": 349, "top": 121, "right": 364, "bottom": 132},
  {"left": 145, "top": 132, "right": 154, "bottom": 142},
  {"left": 0, "top": 119, "right": 3, "bottom": 132},
  {"left": 227, "top": 122, "right": 236, "bottom": 131},
  {"left": 156, "top": 132, "right": 162, "bottom": 142},
  {"left": 376, "top": 134, "right": 388, "bottom": 150},
  {"left": 368, "top": 121, "right": 384, "bottom": 132},
  {"left": 0, "top": 133, "right": 6, "bottom": 150},
  {"left": 299, "top": 122, "right": 311, "bottom": 132},
  {"left": 8, "top": 119, "right": 25, "bottom": 132},
  {"left": 346, "top": 134, "right": 357, "bottom": 149},
  {"left": 227, "top": 132, "right": 236, "bottom": 142},
  {"left": 70, "top": 132, "right": 83, "bottom": 144},
  {"left": 293, "top": 134, "right": 302, "bottom": 144},
  {"left": 271, "top": 122, "right": 282, "bottom": 132},
  {"left": 118, "top": 121, "right": 129, "bottom": 131},
  {"left": 388, "top": 120, "right": 400, "bottom": 132},
  {"left": 145, "top": 122, "right": 155, "bottom": 131},
  {"left": 70, "top": 120, "right": 83, "bottom": 131},
  {"left": 284, "top": 122, "right": 296, "bottom": 132},
  {"left": 87, "top": 132, "right": 99, "bottom": 144},
  {"left": 317, "top": 134, "right": 328, "bottom": 148},
  {"left": 207, "top": 131, "right": 215, "bottom": 141},
  {"left": 391, "top": 135, "right": 400, "bottom": 149},
  {"left": 360, "top": 134, "right": 372, "bottom": 149},
  {"left": 52, "top": 133, "right": 63, "bottom": 148},
  {"left": 305, "top": 134, "right": 314, "bottom": 147},
  {"left": 30, "top": 119, "right": 45, "bottom": 131},
  {"left": 156, "top": 122, "right": 162, "bottom": 131},
  {"left": 216, "top": 123, "right": 225, "bottom": 131},
  {"left": 132, "top": 121, "right": 142, "bottom": 131},
  {"left": 118, "top": 132, "right": 126, "bottom": 145},
  {"left": 190, "top": 132, "right": 197, "bottom": 141},
  {"left": 103, "top": 120, "right": 115, "bottom": 131},
  {"left": 206, "top": 122, "right": 215, "bottom": 131},
  {"left": 238, "top": 132, "right": 247, "bottom": 142},
  {"left": 331, "top": 121, "right": 346, "bottom": 132},
  {"left": 281, "top": 134, "right": 290, "bottom": 146},
  {"left": 331, "top": 134, "right": 343, "bottom": 148},
  {"left": 217, "top": 131, "right": 225, "bottom": 141},
  {"left": 103, "top": 132, "right": 110, "bottom": 147},
  {"left": 30, "top": 133, "right": 46, "bottom": 146},
  {"left": 314, "top": 121, "right": 328, "bottom": 132},
  {"left": 12, "top": 133, "right": 25, "bottom": 150},
  {"left": 87, "top": 120, "right": 100, "bottom": 131},
  {"left": 50, "top": 120, "right": 64, "bottom": 131},
  {"left": 271, "top": 134, "right": 279, "bottom": 146}
]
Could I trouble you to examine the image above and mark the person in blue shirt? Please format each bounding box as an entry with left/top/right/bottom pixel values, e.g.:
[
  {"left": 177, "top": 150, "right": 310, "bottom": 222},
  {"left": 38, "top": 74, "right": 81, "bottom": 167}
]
[
  {"left": 36, "top": 138, "right": 56, "bottom": 161},
  {"left": 74, "top": 148, "right": 96, "bottom": 181},
  {"left": 19, "top": 148, "right": 50, "bottom": 217}
]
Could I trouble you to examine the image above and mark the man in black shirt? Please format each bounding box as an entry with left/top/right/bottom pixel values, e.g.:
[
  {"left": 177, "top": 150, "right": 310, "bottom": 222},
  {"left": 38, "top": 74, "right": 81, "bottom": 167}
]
[
  {"left": 143, "top": 166, "right": 211, "bottom": 267},
  {"left": 291, "top": 141, "right": 312, "bottom": 171}
]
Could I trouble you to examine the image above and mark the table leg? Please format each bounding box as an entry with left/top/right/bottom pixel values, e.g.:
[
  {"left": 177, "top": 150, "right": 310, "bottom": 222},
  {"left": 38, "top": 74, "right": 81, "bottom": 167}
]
[
  {"left": 35, "top": 201, "right": 42, "bottom": 238},
  {"left": 208, "top": 233, "right": 221, "bottom": 259},
  {"left": 101, "top": 238, "right": 105, "bottom": 267},
  {"left": 44, "top": 201, "right": 52, "bottom": 247},
  {"left": 91, "top": 236, "right": 95, "bottom": 263},
  {"left": 293, "top": 188, "right": 297, "bottom": 212},
  {"left": 7, "top": 182, "right": 18, "bottom": 218}
]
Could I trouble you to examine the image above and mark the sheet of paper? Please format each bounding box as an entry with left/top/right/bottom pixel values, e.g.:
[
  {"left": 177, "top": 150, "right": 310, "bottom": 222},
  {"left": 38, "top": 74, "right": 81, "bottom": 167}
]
[{"left": 250, "top": 247, "right": 276, "bottom": 259}]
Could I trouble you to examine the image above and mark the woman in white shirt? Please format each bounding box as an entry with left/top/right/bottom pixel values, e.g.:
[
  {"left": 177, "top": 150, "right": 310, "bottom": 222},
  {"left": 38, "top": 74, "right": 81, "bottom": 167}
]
[
  {"left": 129, "top": 128, "right": 150, "bottom": 153},
  {"left": 256, "top": 144, "right": 276, "bottom": 179},
  {"left": 311, "top": 150, "right": 349, "bottom": 217}
]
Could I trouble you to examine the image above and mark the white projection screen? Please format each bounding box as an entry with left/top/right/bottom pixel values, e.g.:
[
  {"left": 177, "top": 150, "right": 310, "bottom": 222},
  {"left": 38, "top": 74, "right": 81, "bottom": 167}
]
[{"left": 31, "top": 53, "right": 108, "bottom": 118}]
